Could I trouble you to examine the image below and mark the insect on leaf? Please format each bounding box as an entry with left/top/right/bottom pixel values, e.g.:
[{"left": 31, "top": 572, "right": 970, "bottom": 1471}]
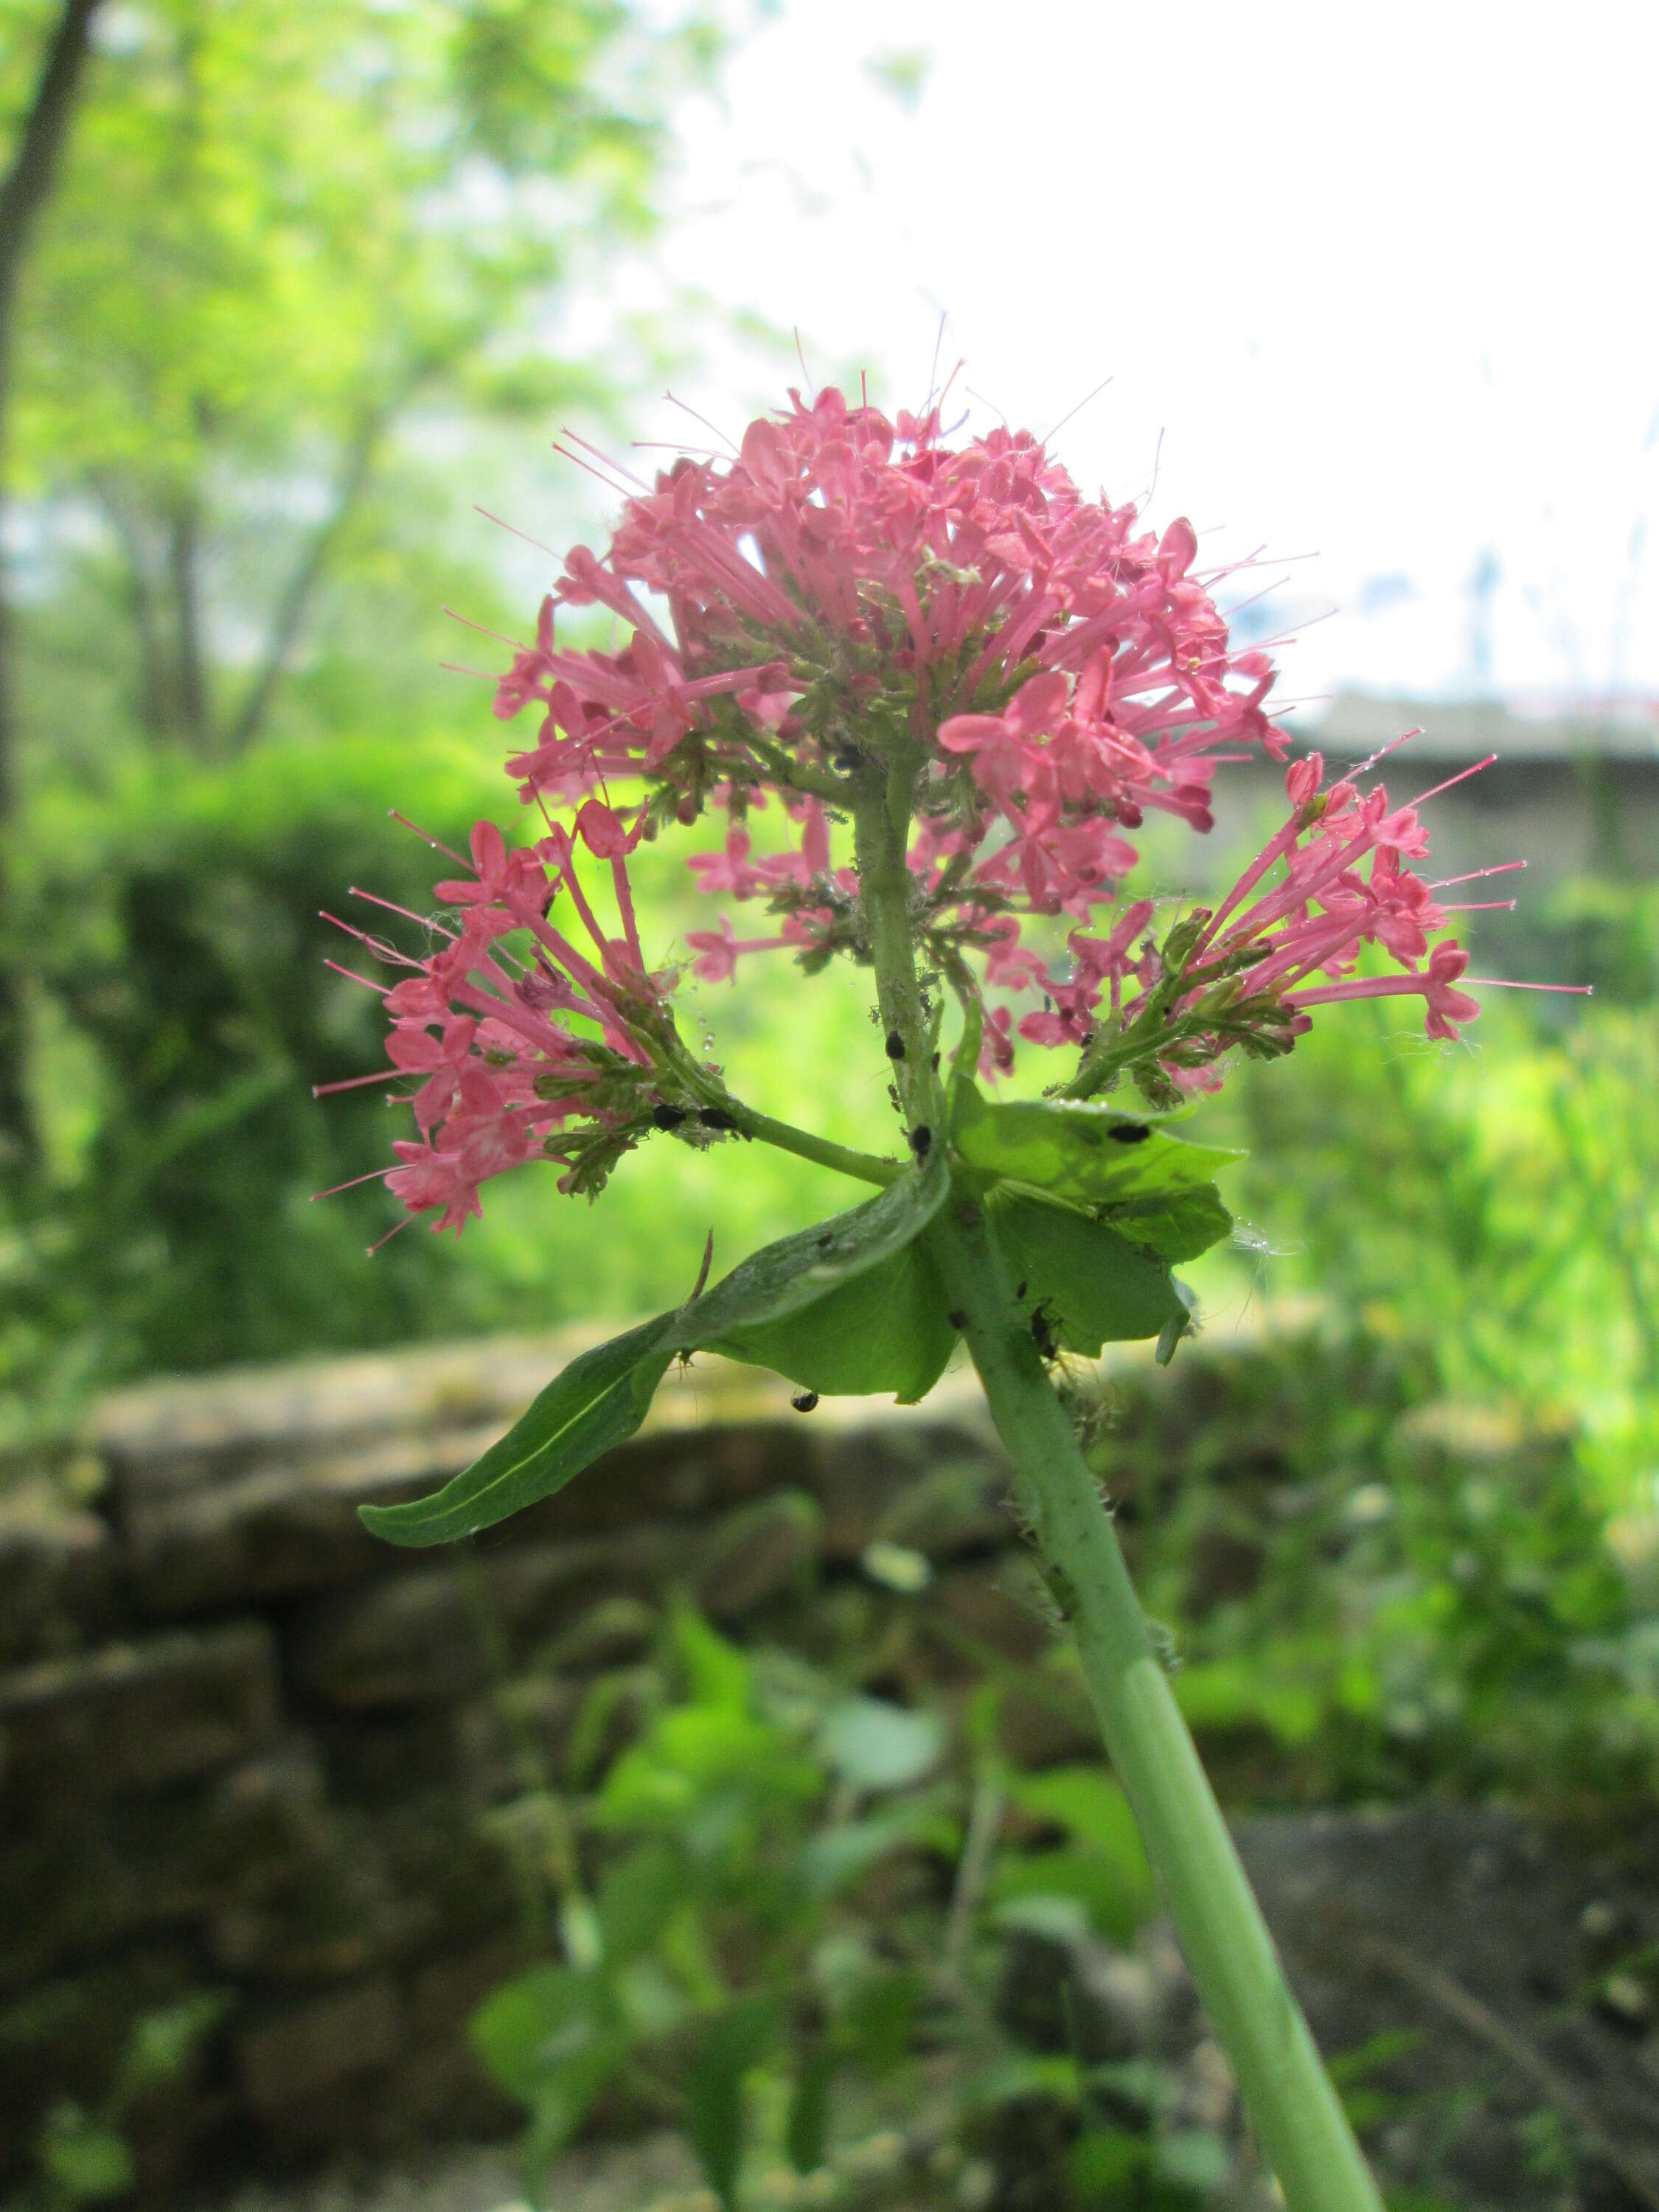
[
  {"left": 950, "top": 1077, "right": 1236, "bottom": 1262},
  {"left": 992, "top": 1192, "right": 1188, "bottom": 1355}
]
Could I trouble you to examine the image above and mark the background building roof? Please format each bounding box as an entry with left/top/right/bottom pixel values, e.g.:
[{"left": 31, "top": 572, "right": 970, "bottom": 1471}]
[{"left": 1300, "top": 692, "right": 1659, "bottom": 763}]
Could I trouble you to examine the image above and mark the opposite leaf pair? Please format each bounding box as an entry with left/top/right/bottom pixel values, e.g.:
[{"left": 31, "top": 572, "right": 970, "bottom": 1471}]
[{"left": 361, "top": 1086, "right": 1237, "bottom": 1548}]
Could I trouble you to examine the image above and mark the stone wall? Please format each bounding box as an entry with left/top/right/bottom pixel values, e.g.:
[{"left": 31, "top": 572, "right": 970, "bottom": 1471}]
[{"left": 0, "top": 1332, "right": 1043, "bottom": 2200}]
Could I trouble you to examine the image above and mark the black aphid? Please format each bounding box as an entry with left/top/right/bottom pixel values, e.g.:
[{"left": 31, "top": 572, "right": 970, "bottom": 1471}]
[
  {"left": 947, "top": 1308, "right": 967, "bottom": 1329},
  {"left": 790, "top": 1390, "right": 820, "bottom": 1413},
  {"left": 1109, "top": 1121, "right": 1152, "bottom": 1145},
  {"left": 885, "top": 1029, "right": 906, "bottom": 1060},
  {"left": 650, "top": 1103, "right": 688, "bottom": 1131},
  {"left": 698, "top": 1107, "right": 739, "bottom": 1133},
  {"left": 908, "top": 1124, "right": 932, "bottom": 1158}
]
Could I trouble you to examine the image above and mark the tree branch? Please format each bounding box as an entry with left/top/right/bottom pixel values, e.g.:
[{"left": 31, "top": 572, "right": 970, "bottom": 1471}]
[
  {"left": 167, "top": 497, "right": 213, "bottom": 748},
  {"left": 0, "top": 0, "right": 108, "bottom": 1165},
  {"left": 92, "top": 477, "right": 167, "bottom": 738},
  {"left": 226, "top": 402, "right": 391, "bottom": 752},
  {"left": 0, "top": 0, "right": 108, "bottom": 807},
  {"left": 0, "top": 0, "right": 105, "bottom": 318}
]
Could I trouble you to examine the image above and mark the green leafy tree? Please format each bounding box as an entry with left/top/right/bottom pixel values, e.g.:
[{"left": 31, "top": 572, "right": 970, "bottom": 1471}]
[
  {"left": 0, "top": 0, "right": 717, "bottom": 1170},
  {"left": 0, "top": 0, "right": 108, "bottom": 1146},
  {"left": 3, "top": 0, "right": 714, "bottom": 770}
]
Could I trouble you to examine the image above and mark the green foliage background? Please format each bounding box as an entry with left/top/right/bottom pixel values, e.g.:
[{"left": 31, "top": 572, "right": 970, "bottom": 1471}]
[
  {"left": 0, "top": 0, "right": 1653, "bottom": 1569},
  {"left": 2, "top": 10, "right": 1658, "bottom": 2208}
]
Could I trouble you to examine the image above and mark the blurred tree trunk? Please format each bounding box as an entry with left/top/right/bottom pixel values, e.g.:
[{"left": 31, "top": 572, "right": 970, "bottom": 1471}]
[
  {"left": 167, "top": 494, "right": 212, "bottom": 750},
  {"left": 0, "top": 0, "right": 108, "bottom": 1162},
  {"left": 226, "top": 396, "right": 393, "bottom": 755}
]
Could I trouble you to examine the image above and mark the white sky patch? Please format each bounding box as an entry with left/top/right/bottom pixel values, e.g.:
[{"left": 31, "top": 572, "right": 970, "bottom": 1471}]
[{"left": 599, "top": 0, "right": 1659, "bottom": 710}]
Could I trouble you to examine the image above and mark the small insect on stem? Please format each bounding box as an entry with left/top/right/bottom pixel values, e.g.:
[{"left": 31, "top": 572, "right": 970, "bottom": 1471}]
[
  {"left": 908, "top": 1124, "right": 932, "bottom": 1160},
  {"left": 947, "top": 1308, "right": 967, "bottom": 1330},
  {"left": 1108, "top": 1121, "right": 1151, "bottom": 1145},
  {"left": 1030, "top": 1298, "right": 1059, "bottom": 1361},
  {"left": 790, "top": 1389, "right": 820, "bottom": 1413},
  {"left": 885, "top": 1029, "right": 906, "bottom": 1060}
]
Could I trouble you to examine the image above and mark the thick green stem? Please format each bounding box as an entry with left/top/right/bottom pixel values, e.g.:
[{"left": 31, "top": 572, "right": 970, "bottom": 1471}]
[
  {"left": 731, "top": 1103, "right": 900, "bottom": 1188},
  {"left": 852, "top": 775, "right": 936, "bottom": 1125},
  {"left": 847, "top": 754, "right": 1382, "bottom": 2208},
  {"left": 926, "top": 1203, "right": 1385, "bottom": 2212}
]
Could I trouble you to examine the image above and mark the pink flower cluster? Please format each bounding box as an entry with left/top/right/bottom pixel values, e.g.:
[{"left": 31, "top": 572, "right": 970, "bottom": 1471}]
[
  {"left": 1021, "top": 749, "right": 1486, "bottom": 1105},
  {"left": 336, "top": 383, "right": 1525, "bottom": 1231},
  {"left": 321, "top": 803, "right": 686, "bottom": 1235},
  {"left": 487, "top": 388, "right": 1290, "bottom": 1029}
]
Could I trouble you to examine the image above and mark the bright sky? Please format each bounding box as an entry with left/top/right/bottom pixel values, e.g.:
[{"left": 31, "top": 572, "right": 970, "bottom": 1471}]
[{"left": 602, "top": 0, "right": 1659, "bottom": 714}]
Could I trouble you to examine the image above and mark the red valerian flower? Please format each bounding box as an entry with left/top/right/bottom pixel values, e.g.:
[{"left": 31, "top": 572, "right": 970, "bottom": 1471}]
[
  {"left": 484, "top": 387, "right": 1293, "bottom": 1049},
  {"left": 1043, "top": 752, "right": 1500, "bottom": 1107},
  {"left": 329, "top": 384, "right": 1584, "bottom": 1228},
  {"left": 319, "top": 820, "right": 706, "bottom": 1235}
]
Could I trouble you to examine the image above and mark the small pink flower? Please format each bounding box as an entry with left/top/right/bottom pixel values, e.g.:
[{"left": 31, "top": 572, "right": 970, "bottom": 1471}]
[
  {"left": 1155, "top": 517, "right": 1198, "bottom": 582},
  {"left": 1285, "top": 753, "right": 1324, "bottom": 809},
  {"left": 686, "top": 919, "right": 741, "bottom": 982},
  {"left": 575, "top": 799, "right": 641, "bottom": 859},
  {"left": 338, "top": 817, "right": 690, "bottom": 1231},
  {"left": 1422, "top": 939, "right": 1481, "bottom": 1040}
]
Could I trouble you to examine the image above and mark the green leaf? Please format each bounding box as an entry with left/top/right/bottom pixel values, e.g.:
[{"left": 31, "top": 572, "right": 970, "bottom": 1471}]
[
  {"left": 361, "top": 1155, "right": 951, "bottom": 1548},
  {"left": 678, "top": 1147, "right": 949, "bottom": 1347},
  {"left": 950, "top": 1078, "right": 1236, "bottom": 1262},
  {"left": 468, "top": 1966, "right": 610, "bottom": 2104},
  {"left": 991, "top": 1192, "right": 1188, "bottom": 1354},
  {"left": 596, "top": 1707, "right": 821, "bottom": 1829},
  {"left": 672, "top": 1608, "right": 752, "bottom": 1711},
  {"left": 820, "top": 1697, "right": 946, "bottom": 1794},
  {"left": 964, "top": 2052, "right": 1081, "bottom": 2112},
  {"left": 799, "top": 1804, "right": 953, "bottom": 1899},
  {"left": 787, "top": 2043, "right": 834, "bottom": 2174},
  {"left": 1006, "top": 1767, "right": 1153, "bottom": 1912},
  {"left": 688, "top": 1994, "right": 779, "bottom": 2211},
  {"left": 113, "top": 1994, "right": 230, "bottom": 2104},
  {"left": 1174, "top": 1659, "right": 1324, "bottom": 1745},
  {"left": 987, "top": 1844, "right": 1152, "bottom": 1945},
  {"left": 839, "top": 1964, "right": 926, "bottom": 2079},
  {"left": 709, "top": 1237, "right": 958, "bottom": 1402},
  {"left": 359, "top": 1312, "right": 678, "bottom": 1546},
  {"left": 596, "top": 1844, "right": 684, "bottom": 1964},
  {"left": 469, "top": 1969, "right": 626, "bottom": 2171},
  {"left": 518, "top": 2043, "right": 624, "bottom": 2177},
  {"left": 1070, "top": 2126, "right": 1150, "bottom": 2199},
  {"left": 35, "top": 2104, "right": 136, "bottom": 2205}
]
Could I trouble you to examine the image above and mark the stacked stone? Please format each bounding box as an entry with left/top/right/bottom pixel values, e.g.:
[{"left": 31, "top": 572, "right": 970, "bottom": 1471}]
[{"left": 0, "top": 1332, "right": 1032, "bottom": 2199}]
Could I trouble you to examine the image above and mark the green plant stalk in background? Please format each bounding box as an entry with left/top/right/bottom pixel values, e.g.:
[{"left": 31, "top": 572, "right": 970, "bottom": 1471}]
[{"left": 853, "top": 776, "right": 1386, "bottom": 2212}]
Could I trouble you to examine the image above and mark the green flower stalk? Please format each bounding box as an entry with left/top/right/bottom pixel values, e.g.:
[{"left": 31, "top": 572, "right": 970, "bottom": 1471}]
[{"left": 322, "top": 383, "right": 1557, "bottom": 2209}]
